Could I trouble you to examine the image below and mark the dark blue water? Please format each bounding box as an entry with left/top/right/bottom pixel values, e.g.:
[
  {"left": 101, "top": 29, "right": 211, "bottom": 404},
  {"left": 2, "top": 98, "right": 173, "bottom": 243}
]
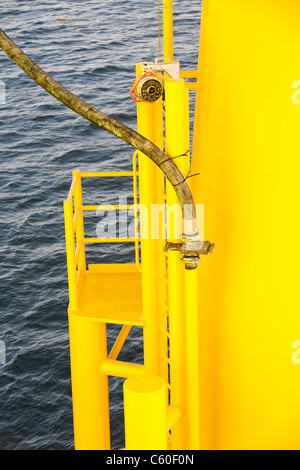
[{"left": 0, "top": 0, "right": 201, "bottom": 450}]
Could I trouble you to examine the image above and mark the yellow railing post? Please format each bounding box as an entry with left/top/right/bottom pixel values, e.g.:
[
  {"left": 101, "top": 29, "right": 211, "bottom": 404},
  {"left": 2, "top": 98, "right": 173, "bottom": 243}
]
[
  {"left": 64, "top": 197, "right": 78, "bottom": 311},
  {"left": 64, "top": 172, "right": 111, "bottom": 450},
  {"left": 124, "top": 374, "right": 168, "bottom": 450},
  {"left": 73, "top": 170, "right": 86, "bottom": 275},
  {"left": 163, "top": 0, "right": 173, "bottom": 61},
  {"left": 165, "top": 77, "right": 190, "bottom": 449}
]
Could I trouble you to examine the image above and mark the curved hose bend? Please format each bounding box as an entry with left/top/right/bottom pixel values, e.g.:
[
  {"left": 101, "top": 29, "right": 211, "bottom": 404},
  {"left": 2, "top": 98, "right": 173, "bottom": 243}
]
[{"left": 0, "top": 29, "right": 200, "bottom": 248}]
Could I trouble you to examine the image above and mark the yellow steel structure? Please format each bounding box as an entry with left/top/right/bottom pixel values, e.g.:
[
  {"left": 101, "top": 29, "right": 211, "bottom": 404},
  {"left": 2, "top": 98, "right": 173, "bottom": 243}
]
[
  {"left": 64, "top": 170, "right": 143, "bottom": 450},
  {"left": 192, "top": 0, "right": 300, "bottom": 450},
  {"left": 64, "top": 70, "right": 201, "bottom": 450},
  {"left": 63, "top": 0, "right": 206, "bottom": 451},
  {"left": 64, "top": 0, "right": 300, "bottom": 452}
]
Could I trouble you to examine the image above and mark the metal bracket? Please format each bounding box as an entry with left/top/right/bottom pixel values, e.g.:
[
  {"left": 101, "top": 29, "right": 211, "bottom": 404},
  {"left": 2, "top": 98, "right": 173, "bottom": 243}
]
[
  {"left": 142, "top": 60, "right": 180, "bottom": 79},
  {"left": 164, "top": 240, "right": 215, "bottom": 270}
]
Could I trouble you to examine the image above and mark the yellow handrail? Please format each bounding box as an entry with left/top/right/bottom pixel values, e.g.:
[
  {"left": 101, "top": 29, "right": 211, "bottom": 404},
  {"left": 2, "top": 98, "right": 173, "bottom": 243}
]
[
  {"left": 66, "top": 174, "right": 78, "bottom": 202},
  {"left": 84, "top": 237, "right": 138, "bottom": 244},
  {"left": 81, "top": 171, "right": 137, "bottom": 177},
  {"left": 64, "top": 169, "right": 143, "bottom": 311}
]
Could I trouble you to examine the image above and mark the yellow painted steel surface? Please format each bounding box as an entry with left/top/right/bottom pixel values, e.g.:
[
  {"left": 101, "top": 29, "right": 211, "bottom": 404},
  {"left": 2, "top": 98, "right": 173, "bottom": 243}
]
[
  {"left": 163, "top": 0, "right": 173, "bottom": 62},
  {"left": 71, "top": 264, "right": 143, "bottom": 326},
  {"left": 124, "top": 375, "right": 168, "bottom": 450},
  {"left": 101, "top": 359, "right": 146, "bottom": 379},
  {"left": 192, "top": 0, "right": 300, "bottom": 450},
  {"left": 68, "top": 315, "right": 110, "bottom": 450}
]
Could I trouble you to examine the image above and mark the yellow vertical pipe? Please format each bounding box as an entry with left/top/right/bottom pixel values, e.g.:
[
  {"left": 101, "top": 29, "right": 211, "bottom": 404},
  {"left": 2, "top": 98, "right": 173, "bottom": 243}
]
[
  {"left": 163, "top": 0, "right": 173, "bottom": 61},
  {"left": 136, "top": 63, "right": 162, "bottom": 375},
  {"left": 165, "top": 79, "right": 190, "bottom": 210},
  {"left": 64, "top": 199, "right": 78, "bottom": 311},
  {"left": 166, "top": 250, "right": 185, "bottom": 450},
  {"left": 152, "top": 97, "right": 168, "bottom": 383},
  {"left": 124, "top": 374, "right": 168, "bottom": 450},
  {"left": 164, "top": 78, "right": 189, "bottom": 449},
  {"left": 68, "top": 315, "right": 110, "bottom": 450},
  {"left": 73, "top": 170, "right": 86, "bottom": 274},
  {"left": 185, "top": 267, "right": 200, "bottom": 450}
]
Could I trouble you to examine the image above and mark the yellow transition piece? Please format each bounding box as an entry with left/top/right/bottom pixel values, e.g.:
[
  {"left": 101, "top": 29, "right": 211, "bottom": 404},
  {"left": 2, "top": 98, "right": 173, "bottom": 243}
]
[{"left": 192, "top": 0, "right": 300, "bottom": 450}]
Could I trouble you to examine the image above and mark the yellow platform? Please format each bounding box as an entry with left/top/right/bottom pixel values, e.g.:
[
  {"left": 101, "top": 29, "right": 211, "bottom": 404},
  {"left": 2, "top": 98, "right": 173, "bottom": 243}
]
[{"left": 69, "top": 264, "right": 143, "bottom": 326}]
